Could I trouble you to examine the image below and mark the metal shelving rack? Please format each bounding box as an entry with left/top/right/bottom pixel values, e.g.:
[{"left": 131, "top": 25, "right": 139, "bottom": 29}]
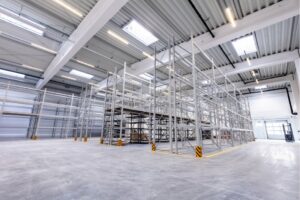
[
  {"left": 0, "top": 81, "right": 103, "bottom": 140},
  {"left": 98, "top": 35, "right": 254, "bottom": 155},
  {"left": 152, "top": 35, "right": 254, "bottom": 155}
]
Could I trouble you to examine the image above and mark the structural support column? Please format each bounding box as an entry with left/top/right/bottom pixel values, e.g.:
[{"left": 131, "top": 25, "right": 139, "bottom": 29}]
[{"left": 294, "top": 58, "right": 300, "bottom": 139}]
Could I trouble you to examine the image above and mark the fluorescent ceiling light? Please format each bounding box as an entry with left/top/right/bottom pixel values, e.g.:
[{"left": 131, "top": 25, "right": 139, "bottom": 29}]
[
  {"left": 52, "top": 0, "right": 83, "bottom": 17},
  {"left": 225, "top": 7, "right": 236, "bottom": 27},
  {"left": 256, "top": 79, "right": 259, "bottom": 84},
  {"left": 75, "top": 59, "right": 95, "bottom": 68},
  {"left": 123, "top": 19, "right": 158, "bottom": 46},
  {"left": 0, "top": 69, "right": 25, "bottom": 78},
  {"left": 255, "top": 85, "right": 267, "bottom": 90},
  {"left": 251, "top": 70, "right": 256, "bottom": 77},
  {"left": 31, "top": 43, "right": 57, "bottom": 54},
  {"left": 201, "top": 80, "right": 211, "bottom": 85},
  {"left": 143, "top": 52, "right": 154, "bottom": 60},
  {"left": 61, "top": 75, "right": 76, "bottom": 81},
  {"left": 21, "top": 64, "right": 43, "bottom": 72},
  {"left": 70, "top": 69, "right": 93, "bottom": 79},
  {"left": 0, "top": 11, "right": 44, "bottom": 36},
  {"left": 107, "top": 30, "right": 129, "bottom": 45},
  {"left": 246, "top": 57, "right": 251, "bottom": 66},
  {"left": 139, "top": 73, "right": 153, "bottom": 80},
  {"left": 232, "top": 35, "right": 257, "bottom": 56}
]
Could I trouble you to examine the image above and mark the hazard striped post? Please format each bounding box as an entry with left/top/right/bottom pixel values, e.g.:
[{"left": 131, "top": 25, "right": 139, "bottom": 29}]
[
  {"left": 117, "top": 139, "right": 123, "bottom": 146},
  {"left": 152, "top": 143, "right": 156, "bottom": 151},
  {"left": 83, "top": 135, "right": 88, "bottom": 142},
  {"left": 195, "top": 146, "right": 202, "bottom": 158}
]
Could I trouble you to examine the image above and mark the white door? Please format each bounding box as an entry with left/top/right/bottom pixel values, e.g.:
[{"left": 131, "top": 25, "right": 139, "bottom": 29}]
[{"left": 265, "top": 121, "right": 288, "bottom": 140}]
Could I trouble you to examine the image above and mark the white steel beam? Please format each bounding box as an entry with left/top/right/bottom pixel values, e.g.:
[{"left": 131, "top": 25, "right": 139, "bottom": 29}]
[
  {"left": 36, "top": 0, "right": 128, "bottom": 89},
  {"left": 210, "top": 50, "right": 299, "bottom": 79},
  {"left": 155, "top": 51, "right": 299, "bottom": 87},
  {"left": 97, "top": 0, "right": 299, "bottom": 89},
  {"left": 131, "top": 0, "right": 298, "bottom": 74},
  {"left": 237, "top": 75, "right": 293, "bottom": 91}
]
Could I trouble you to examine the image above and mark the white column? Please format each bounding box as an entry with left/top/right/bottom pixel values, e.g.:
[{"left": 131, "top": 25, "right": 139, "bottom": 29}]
[
  {"left": 295, "top": 58, "right": 300, "bottom": 94},
  {"left": 294, "top": 58, "right": 300, "bottom": 140}
]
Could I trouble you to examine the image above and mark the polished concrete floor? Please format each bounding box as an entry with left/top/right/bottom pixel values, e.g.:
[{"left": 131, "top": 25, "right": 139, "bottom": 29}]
[{"left": 0, "top": 139, "right": 299, "bottom": 200}]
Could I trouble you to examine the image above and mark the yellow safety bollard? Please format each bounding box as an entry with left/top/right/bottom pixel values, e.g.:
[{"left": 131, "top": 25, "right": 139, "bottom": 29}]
[
  {"left": 151, "top": 143, "right": 156, "bottom": 152},
  {"left": 195, "top": 146, "right": 202, "bottom": 158},
  {"left": 116, "top": 139, "right": 123, "bottom": 146},
  {"left": 31, "top": 135, "right": 38, "bottom": 140},
  {"left": 100, "top": 138, "right": 104, "bottom": 144},
  {"left": 83, "top": 136, "right": 88, "bottom": 142}
]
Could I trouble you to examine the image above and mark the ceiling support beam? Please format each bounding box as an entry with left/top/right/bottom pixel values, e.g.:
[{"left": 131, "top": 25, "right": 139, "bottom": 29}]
[
  {"left": 155, "top": 51, "right": 299, "bottom": 87},
  {"left": 211, "top": 50, "right": 300, "bottom": 79},
  {"left": 36, "top": 0, "right": 128, "bottom": 89},
  {"left": 132, "top": 0, "right": 298, "bottom": 74},
  {"left": 97, "top": 0, "right": 299, "bottom": 88}
]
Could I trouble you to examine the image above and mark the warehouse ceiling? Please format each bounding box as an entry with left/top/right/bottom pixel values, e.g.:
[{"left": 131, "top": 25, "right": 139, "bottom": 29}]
[{"left": 0, "top": 0, "right": 298, "bottom": 93}]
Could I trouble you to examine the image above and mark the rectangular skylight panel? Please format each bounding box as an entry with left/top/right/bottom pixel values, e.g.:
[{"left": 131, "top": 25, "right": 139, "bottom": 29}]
[
  {"left": 232, "top": 35, "right": 257, "bottom": 56},
  {"left": 0, "top": 69, "right": 25, "bottom": 78},
  {"left": 0, "top": 12, "right": 44, "bottom": 36},
  {"left": 70, "top": 69, "right": 93, "bottom": 79},
  {"left": 123, "top": 20, "right": 158, "bottom": 46}
]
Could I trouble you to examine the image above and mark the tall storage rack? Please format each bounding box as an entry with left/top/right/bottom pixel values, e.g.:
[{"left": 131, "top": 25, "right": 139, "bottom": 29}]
[{"left": 0, "top": 82, "right": 103, "bottom": 140}]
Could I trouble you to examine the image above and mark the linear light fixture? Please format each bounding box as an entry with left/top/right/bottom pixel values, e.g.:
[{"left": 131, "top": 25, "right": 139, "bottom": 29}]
[
  {"left": 22, "top": 64, "right": 43, "bottom": 72},
  {"left": 232, "top": 35, "right": 257, "bottom": 56},
  {"left": 0, "top": 7, "right": 45, "bottom": 29},
  {"left": 74, "top": 59, "right": 95, "bottom": 68},
  {"left": 0, "top": 69, "right": 25, "bottom": 78},
  {"left": 107, "top": 30, "right": 129, "bottom": 45},
  {"left": 256, "top": 79, "right": 259, "bottom": 84},
  {"left": 143, "top": 52, "right": 154, "bottom": 60},
  {"left": 246, "top": 57, "right": 251, "bottom": 66},
  {"left": 255, "top": 85, "right": 267, "bottom": 90},
  {"left": 0, "top": 10, "right": 44, "bottom": 36},
  {"left": 201, "top": 80, "right": 211, "bottom": 85},
  {"left": 31, "top": 43, "right": 57, "bottom": 54},
  {"left": 251, "top": 70, "right": 256, "bottom": 77},
  {"left": 52, "top": 0, "right": 83, "bottom": 17},
  {"left": 123, "top": 19, "right": 158, "bottom": 46},
  {"left": 69, "top": 69, "right": 93, "bottom": 79},
  {"left": 224, "top": 7, "right": 236, "bottom": 27},
  {"left": 61, "top": 75, "right": 76, "bottom": 81}
]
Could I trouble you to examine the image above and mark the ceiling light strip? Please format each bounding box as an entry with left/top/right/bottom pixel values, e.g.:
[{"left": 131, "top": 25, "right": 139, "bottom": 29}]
[
  {"left": 52, "top": 0, "right": 83, "bottom": 17},
  {"left": 107, "top": 30, "right": 129, "bottom": 45},
  {"left": 225, "top": 7, "right": 236, "bottom": 27}
]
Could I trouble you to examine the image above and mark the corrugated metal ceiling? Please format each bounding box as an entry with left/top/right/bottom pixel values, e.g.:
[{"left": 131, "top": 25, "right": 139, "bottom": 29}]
[{"left": 0, "top": 0, "right": 297, "bottom": 92}]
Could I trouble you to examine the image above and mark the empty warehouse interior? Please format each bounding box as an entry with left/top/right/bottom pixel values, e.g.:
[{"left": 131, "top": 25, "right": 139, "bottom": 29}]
[{"left": 0, "top": 0, "right": 299, "bottom": 199}]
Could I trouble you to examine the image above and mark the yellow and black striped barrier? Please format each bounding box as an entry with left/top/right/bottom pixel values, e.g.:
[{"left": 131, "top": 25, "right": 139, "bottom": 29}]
[
  {"left": 117, "top": 139, "right": 123, "bottom": 146},
  {"left": 83, "top": 136, "right": 88, "bottom": 142},
  {"left": 31, "top": 135, "right": 38, "bottom": 140},
  {"left": 100, "top": 138, "right": 104, "bottom": 144},
  {"left": 151, "top": 143, "right": 156, "bottom": 151},
  {"left": 195, "top": 146, "right": 202, "bottom": 158}
]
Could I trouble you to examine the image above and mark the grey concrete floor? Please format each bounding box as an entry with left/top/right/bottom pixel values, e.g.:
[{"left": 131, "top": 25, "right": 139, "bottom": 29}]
[{"left": 0, "top": 139, "right": 299, "bottom": 200}]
